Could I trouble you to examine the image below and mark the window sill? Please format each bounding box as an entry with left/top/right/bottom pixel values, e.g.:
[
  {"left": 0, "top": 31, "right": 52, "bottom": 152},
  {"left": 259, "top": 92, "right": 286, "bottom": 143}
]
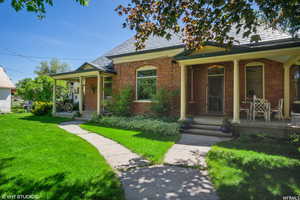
[{"left": 134, "top": 100, "right": 153, "bottom": 103}]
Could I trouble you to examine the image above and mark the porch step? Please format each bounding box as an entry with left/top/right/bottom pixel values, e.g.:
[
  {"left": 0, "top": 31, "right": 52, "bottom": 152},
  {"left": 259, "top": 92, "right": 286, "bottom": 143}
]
[
  {"left": 192, "top": 119, "right": 222, "bottom": 126},
  {"left": 182, "top": 118, "right": 232, "bottom": 137},
  {"left": 189, "top": 124, "right": 220, "bottom": 131},
  {"left": 182, "top": 128, "right": 232, "bottom": 138}
]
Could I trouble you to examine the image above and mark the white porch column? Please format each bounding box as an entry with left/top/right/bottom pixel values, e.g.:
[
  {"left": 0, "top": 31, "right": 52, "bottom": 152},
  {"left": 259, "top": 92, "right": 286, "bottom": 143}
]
[
  {"left": 79, "top": 76, "right": 83, "bottom": 114},
  {"left": 283, "top": 64, "right": 290, "bottom": 119},
  {"left": 97, "top": 72, "right": 102, "bottom": 115},
  {"left": 180, "top": 64, "right": 187, "bottom": 120},
  {"left": 232, "top": 59, "right": 240, "bottom": 123},
  {"left": 52, "top": 79, "right": 56, "bottom": 115}
]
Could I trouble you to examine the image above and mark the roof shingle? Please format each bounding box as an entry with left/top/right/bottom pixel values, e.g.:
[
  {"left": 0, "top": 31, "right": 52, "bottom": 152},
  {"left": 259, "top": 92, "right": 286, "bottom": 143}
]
[{"left": 0, "top": 67, "right": 15, "bottom": 89}]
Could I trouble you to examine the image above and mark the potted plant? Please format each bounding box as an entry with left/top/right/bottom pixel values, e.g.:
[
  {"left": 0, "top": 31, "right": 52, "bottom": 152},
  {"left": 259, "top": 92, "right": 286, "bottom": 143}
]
[{"left": 220, "top": 116, "right": 232, "bottom": 133}]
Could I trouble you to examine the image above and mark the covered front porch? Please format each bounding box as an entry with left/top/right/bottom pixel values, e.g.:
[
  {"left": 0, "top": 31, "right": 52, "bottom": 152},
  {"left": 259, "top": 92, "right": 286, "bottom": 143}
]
[
  {"left": 51, "top": 62, "right": 114, "bottom": 116},
  {"left": 177, "top": 43, "right": 300, "bottom": 123}
]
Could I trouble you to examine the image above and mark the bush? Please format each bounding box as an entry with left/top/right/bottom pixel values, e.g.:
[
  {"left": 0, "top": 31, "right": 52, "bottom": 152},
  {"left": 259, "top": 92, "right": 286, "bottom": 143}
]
[
  {"left": 96, "top": 115, "right": 180, "bottom": 136},
  {"left": 289, "top": 133, "right": 300, "bottom": 146},
  {"left": 110, "top": 86, "right": 133, "bottom": 116},
  {"left": 150, "top": 88, "right": 178, "bottom": 117},
  {"left": 31, "top": 101, "right": 52, "bottom": 116},
  {"left": 11, "top": 103, "right": 26, "bottom": 113}
]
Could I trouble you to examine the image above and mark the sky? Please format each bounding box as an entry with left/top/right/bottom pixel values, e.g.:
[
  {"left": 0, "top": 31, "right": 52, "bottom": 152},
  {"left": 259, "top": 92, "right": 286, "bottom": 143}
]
[{"left": 0, "top": 0, "right": 133, "bottom": 83}]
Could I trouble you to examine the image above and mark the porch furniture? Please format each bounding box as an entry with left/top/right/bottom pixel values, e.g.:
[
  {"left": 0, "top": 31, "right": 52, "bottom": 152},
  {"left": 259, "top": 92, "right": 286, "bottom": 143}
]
[
  {"left": 252, "top": 96, "right": 271, "bottom": 121},
  {"left": 240, "top": 100, "right": 251, "bottom": 120},
  {"left": 271, "top": 98, "right": 284, "bottom": 120}
]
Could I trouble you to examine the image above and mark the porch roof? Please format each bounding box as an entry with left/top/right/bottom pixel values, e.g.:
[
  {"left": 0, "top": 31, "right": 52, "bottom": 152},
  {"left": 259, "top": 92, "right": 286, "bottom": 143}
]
[
  {"left": 51, "top": 62, "right": 116, "bottom": 80},
  {"left": 175, "top": 38, "right": 300, "bottom": 61}
]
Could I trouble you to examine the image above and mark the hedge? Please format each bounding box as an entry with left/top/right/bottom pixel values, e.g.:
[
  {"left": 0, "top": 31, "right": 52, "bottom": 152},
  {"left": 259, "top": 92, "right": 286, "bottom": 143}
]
[{"left": 94, "top": 116, "right": 180, "bottom": 136}]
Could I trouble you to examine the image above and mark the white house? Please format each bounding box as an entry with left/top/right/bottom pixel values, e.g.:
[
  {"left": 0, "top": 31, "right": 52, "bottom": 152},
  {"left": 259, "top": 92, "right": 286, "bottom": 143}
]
[{"left": 0, "top": 67, "right": 15, "bottom": 113}]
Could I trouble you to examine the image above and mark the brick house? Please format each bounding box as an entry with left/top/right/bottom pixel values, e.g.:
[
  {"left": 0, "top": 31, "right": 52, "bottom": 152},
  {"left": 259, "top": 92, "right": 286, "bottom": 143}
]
[{"left": 52, "top": 26, "right": 300, "bottom": 123}]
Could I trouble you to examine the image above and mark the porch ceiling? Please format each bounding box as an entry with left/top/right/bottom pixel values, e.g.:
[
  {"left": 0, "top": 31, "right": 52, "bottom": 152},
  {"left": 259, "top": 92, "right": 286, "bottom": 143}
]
[{"left": 266, "top": 55, "right": 300, "bottom": 64}]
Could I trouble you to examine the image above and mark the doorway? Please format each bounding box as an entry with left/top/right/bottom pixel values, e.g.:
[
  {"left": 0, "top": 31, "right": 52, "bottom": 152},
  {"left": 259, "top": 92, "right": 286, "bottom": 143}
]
[{"left": 207, "top": 65, "right": 224, "bottom": 113}]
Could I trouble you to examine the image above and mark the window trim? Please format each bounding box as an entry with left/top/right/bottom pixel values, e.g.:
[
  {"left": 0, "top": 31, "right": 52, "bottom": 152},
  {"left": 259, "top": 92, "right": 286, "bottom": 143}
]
[
  {"left": 103, "top": 76, "right": 113, "bottom": 100},
  {"left": 206, "top": 65, "right": 225, "bottom": 114},
  {"left": 292, "top": 65, "right": 300, "bottom": 103},
  {"left": 245, "top": 62, "right": 265, "bottom": 100},
  {"left": 136, "top": 66, "right": 157, "bottom": 101}
]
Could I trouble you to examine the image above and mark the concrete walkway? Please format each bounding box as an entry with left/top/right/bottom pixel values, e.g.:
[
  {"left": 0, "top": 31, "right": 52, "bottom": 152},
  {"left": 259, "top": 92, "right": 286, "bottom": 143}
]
[
  {"left": 121, "top": 165, "right": 218, "bottom": 200},
  {"left": 58, "top": 121, "right": 149, "bottom": 170},
  {"left": 164, "top": 134, "right": 228, "bottom": 167},
  {"left": 58, "top": 122, "right": 226, "bottom": 200}
]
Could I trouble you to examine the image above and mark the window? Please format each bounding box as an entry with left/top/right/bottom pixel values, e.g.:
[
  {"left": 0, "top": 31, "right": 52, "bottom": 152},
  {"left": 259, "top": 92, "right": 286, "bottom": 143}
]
[
  {"left": 136, "top": 66, "right": 157, "bottom": 100},
  {"left": 245, "top": 63, "right": 264, "bottom": 99},
  {"left": 293, "top": 65, "right": 300, "bottom": 101},
  {"left": 103, "top": 77, "right": 112, "bottom": 100}
]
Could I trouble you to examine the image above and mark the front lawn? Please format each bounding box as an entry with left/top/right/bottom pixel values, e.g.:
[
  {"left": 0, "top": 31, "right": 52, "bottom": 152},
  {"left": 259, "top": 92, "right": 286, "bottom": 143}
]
[
  {"left": 207, "top": 136, "right": 300, "bottom": 200},
  {"left": 0, "top": 113, "right": 124, "bottom": 200},
  {"left": 81, "top": 123, "right": 179, "bottom": 164}
]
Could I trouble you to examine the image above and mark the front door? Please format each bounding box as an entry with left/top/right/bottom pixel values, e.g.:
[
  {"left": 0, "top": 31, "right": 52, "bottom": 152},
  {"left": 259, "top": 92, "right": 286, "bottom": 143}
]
[{"left": 207, "top": 65, "right": 224, "bottom": 113}]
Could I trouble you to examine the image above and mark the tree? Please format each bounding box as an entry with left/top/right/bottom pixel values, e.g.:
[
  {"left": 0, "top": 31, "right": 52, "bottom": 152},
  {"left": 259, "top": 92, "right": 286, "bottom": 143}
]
[
  {"left": 3, "top": 0, "right": 89, "bottom": 18},
  {"left": 34, "top": 58, "right": 69, "bottom": 76},
  {"left": 116, "top": 0, "right": 300, "bottom": 50},
  {"left": 16, "top": 75, "right": 67, "bottom": 102}
]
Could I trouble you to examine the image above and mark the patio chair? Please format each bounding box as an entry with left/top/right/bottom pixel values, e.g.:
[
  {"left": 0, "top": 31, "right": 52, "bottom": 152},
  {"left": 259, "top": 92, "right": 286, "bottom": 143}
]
[
  {"left": 252, "top": 96, "right": 270, "bottom": 121},
  {"left": 240, "top": 100, "right": 251, "bottom": 120},
  {"left": 271, "top": 98, "right": 283, "bottom": 120}
]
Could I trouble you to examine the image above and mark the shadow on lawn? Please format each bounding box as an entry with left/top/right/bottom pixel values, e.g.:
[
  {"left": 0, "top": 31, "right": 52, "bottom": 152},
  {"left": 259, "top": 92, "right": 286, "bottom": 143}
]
[
  {"left": 216, "top": 136, "right": 300, "bottom": 159},
  {"left": 209, "top": 153, "right": 300, "bottom": 199},
  {"left": 0, "top": 158, "right": 124, "bottom": 200},
  {"left": 208, "top": 137, "right": 300, "bottom": 200}
]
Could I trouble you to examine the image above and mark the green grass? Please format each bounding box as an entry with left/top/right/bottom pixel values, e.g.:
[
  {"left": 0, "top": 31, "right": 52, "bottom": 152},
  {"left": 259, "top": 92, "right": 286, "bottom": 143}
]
[
  {"left": 0, "top": 113, "right": 124, "bottom": 200},
  {"left": 206, "top": 136, "right": 300, "bottom": 200},
  {"left": 81, "top": 123, "right": 180, "bottom": 163}
]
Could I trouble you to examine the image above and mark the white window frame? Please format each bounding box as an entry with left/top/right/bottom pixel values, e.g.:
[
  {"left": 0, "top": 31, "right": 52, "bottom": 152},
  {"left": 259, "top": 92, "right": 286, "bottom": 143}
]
[
  {"left": 135, "top": 66, "right": 157, "bottom": 102},
  {"left": 102, "top": 76, "right": 113, "bottom": 100},
  {"left": 245, "top": 62, "right": 265, "bottom": 100},
  {"left": 206, "top": 65, "right": 225, "bottom": 114}
]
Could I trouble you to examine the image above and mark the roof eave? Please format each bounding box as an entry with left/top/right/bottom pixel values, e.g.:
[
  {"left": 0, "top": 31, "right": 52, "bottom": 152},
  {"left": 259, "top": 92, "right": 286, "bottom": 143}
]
[
  {"left": 106, "top": 44, "right": 185, "bottom": 59},
  {"left": 50, "top": 68, "right": 116, "bottom": 77},
  {"left": 175, "top": 40, "right": 300, "bottom": 61}
]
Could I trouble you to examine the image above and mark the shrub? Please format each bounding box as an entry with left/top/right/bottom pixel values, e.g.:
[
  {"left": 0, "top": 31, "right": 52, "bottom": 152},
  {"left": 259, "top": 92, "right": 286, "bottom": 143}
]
[
  {"left": 150, "top": 88, "right": 178, "bottom": 117},
  {"left": 96, "top": 115, "right": 180, "bottom": 136},
  {"left": 110, "top": 86, "right": 133, "bottom": 116},
  {"left": 90, "top": 112, "right": 100, "bottom": 123},
  {"left": 289, "top": 133, "right": 300, "bottom": 146},
  {"left": 11, "top": 103, "right": 26, "bottom": 113},
  {"left": 31, "top": 101, "right": 52, "bottom": 116}
]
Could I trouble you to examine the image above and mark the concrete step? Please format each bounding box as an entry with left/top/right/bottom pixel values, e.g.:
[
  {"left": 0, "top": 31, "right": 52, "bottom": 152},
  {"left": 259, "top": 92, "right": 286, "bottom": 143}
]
[
  {"left": 192, "top": 121, "right": 222, "bottom": 126},
  {"left": 189, "top": 124, "right": 220, "bottom": 131},
  {"left": 182, "top": 128, "right": 232, "bottom": 138},
  {"left": 193, "top": 118, "right": 223, "bottom": 126}
]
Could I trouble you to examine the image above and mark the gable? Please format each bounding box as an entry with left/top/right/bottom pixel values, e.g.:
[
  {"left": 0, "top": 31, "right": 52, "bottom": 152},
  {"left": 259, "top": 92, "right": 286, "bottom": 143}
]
[
  {"left": 76, "top": 63, "right": 98, "bottom": 71},
  {"left": 190, "top": 46, "right": 226, "bottom": 55}
]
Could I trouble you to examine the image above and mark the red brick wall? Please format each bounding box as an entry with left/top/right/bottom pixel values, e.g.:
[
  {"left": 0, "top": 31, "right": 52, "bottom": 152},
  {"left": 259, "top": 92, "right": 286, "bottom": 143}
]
[
  {"left": 240, "top": 59, "right": 284, "bottom": 108},
  {"left": 113, "top": 57, "right": 181, "bottom": 116},
  {"left": 187, "top": 62, "right": 233, "bottom": 115},
  {"left": 112, "top": 57, "right": 284, "bottom": 117},
  {"left": 187, "top": 59, "right": 284, "bottom": 116},
  {"left": 84, "top": 77, "right": 97, "bottom": 111}
]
